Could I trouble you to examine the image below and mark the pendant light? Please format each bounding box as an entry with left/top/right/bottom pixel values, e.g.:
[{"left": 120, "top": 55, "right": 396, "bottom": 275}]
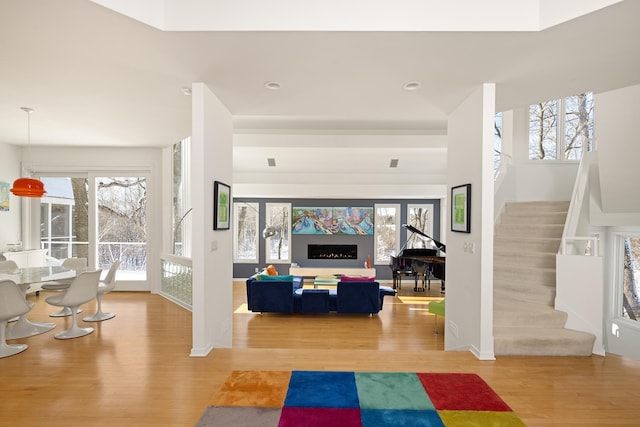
[{"left": 10, "top": 107, "right": 46, "bottom": 197}]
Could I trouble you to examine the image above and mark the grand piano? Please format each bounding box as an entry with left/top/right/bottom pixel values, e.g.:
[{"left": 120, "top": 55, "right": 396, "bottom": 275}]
[{"left": 390, "top": 224, "right": 446, "bottom": 293}]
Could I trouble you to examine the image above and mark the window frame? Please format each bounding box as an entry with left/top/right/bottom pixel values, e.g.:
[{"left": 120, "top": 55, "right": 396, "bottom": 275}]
[
  {"left": 374, "top": 203, "right": 401, "bottom": 265},
  {"left": 265, "top": 202, "right": 292, "bottom": 264},
  {"left": 233, "top": 202, "right": 259, "bottom": 264}
]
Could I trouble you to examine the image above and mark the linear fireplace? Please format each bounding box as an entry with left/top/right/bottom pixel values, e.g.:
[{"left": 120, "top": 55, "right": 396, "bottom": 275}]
[{"left": 308, "top": 244, "right": 358, "bottom": 260}]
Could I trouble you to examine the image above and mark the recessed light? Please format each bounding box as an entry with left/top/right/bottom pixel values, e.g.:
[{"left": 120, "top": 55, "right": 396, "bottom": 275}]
[
  {"left": 264, "top": 81, "right": 282, "bottom": 90},
  {"left": 402, "top": 81, "right": 421, "bottom": 91},
  {"left": 181, "top": 87, "right": 192, "bottom": 96},
  {"left": 390, "top": 159, "right": 399, "bottom": 168}
]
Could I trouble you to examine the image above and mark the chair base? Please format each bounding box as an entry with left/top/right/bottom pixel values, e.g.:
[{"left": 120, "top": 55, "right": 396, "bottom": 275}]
[
  {"left": 50, "top": 307, "right": 82, "bottom": 317},
  {"left": 0, "top": 342, "right": 28, "bottom": 358},
  {"left": 54, "top": 326, "right": 94, "bottom": 340},
  {"left": 83, "top": 312, "right": 115, "bottom": 322},
  {"left": 6, "top": 316, "right": 56, "bottom": 340}
]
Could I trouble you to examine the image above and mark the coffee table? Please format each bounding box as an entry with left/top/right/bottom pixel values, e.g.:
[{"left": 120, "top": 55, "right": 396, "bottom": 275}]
[{"left": 313, "top": 275, "right": 340, "bottom": 288}]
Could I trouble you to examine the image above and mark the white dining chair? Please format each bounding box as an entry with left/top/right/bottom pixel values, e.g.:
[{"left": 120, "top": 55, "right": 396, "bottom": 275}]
[
  {"left": 42, "top": 257, "right": 87, "bottom": 317},
  {"left": 45, "top": 269, "right": 101, "bottom": 339},
  {"left": 1, "top": 261, "right": 56, "bottom": 339},
  {"left": 84, "top": 260, "right": 120, "bottom": 322},
  {"left": 0, "top": 280, "right": 33, "bottom": 358}
]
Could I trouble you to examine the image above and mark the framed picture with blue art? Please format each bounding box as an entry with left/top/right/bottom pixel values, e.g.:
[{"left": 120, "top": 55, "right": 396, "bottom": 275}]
[{"left": 0, "top": 181, "right": 9, "bottom": 211}]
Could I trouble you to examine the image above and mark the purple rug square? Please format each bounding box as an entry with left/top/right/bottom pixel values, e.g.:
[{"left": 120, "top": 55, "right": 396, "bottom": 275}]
[
  {"left": 284, "top": 371, "right": 359, "bottom": 408},
  {"left": 360, "top": 409, "right": 444, "bottom": 427},
  {"left": 279, "top": 407, "right": 362, "bottom": 427}
]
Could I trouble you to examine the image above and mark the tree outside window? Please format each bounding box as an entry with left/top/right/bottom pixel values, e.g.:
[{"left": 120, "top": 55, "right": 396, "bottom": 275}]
[
  {"left": 407, "top": 204, "right": 434, "bottom": 249},
  {"left": 233, "top": 202, "right": 259, "bottom": 263},
  {"left": 265, "top": 203, "right": 291, "bottom": 263},
  {"left": 529, "top": 92, "right": 594, "bottom": 160},
  {"left": 374, "top": 204, "right": 400, "bottom": 264}
]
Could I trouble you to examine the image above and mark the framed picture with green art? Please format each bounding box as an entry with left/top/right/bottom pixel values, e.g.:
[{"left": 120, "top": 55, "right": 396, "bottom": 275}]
[
  {"left": 213, "top": 180, "right": 230, "bottom": 230},
  {"left": 451, "top": 183, "right": 471, "bottom": 233}
]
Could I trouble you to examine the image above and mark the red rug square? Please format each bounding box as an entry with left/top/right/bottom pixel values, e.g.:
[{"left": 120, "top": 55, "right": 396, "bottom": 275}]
[{"left": 417, "top": 373, "right": 512, "bottom": 412}]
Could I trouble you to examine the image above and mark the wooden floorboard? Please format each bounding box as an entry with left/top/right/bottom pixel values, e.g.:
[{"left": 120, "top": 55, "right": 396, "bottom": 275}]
[{"left": 0, "top": 280, "right": 639, "bottom": 426}]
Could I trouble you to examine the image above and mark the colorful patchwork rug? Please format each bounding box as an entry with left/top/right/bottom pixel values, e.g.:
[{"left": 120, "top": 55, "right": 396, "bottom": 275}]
[{"left": 195, "top": 370, "right": 525, "bottom": 426}]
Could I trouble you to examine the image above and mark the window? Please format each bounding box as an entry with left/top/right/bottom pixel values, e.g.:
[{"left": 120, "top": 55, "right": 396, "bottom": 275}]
[
  {"left": 406, "top": 204, "right": 434, "bottom": 249},
  {"left": 97, "top": 177, "right": 147, "bottom": 280},
  {"left": 233, "top": 202, "right": 259, "bottom": 263},
  {"left": 529, "top": 92, "right": 595, "bottom": 160},
  {"left": 622, "top": 236, "right": 640, "bottom": 322},
  {"left": 374, "top": 204, "right": 400, "bottom": 264},
  {"left": 172, "top": 138, "right": 191, "bottom": 257},
  {"left": 494, "top": 111, "right": 503, "bottom": 173},
  {"left": 40, "top": 177, "right": 87, "bottom": 260},
  {"left": 265, "top": 203, "right": 291, "bottom": 263}
]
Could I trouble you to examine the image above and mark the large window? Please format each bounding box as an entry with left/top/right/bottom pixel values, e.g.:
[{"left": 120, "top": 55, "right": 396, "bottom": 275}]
[
  {"left": 529, "top": 92, "right": 595, "bottom": 160},
  {"left": 265, "top": 203, "right": 291, "bottom": 263},
  {"left": 233, "top": 202, "right": 259, "bottom": 263},
  {"left": 406, "top": 204, "right": 434, "bottom": 249},
  {"left": 374, "top": 204, "right": 400, "bottom": 265},
  {"left": 40, "top": 175, "right": 148, "bottom": 281}
]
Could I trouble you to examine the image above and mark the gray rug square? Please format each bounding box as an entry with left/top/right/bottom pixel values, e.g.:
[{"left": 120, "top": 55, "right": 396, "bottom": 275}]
[{"left": 194, "top": 406, "right": 282, "bottom": 427}]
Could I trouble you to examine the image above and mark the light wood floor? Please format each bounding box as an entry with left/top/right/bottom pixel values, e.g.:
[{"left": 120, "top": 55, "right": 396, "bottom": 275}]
[{"left": 1, "top": 281, "right": 639, "bottom": 426}]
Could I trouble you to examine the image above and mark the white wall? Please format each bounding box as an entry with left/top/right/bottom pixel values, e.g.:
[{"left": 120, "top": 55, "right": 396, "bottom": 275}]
[
  {"left": 0, "top": 143, "right": 23, "bottom": 251},
  {"left": 445, "top": 84, "right": 495, "bottom": 360},
  {"left": 190, "top": 83, "right": 233, "bottom": 356},
  {"left": 594, "top": 84, "right": 640, "bottom": 214}
]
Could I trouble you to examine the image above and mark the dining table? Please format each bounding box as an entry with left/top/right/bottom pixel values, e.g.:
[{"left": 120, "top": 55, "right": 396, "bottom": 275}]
[{"left": 0, "top": 265, "right": 77, "bottom": 339}]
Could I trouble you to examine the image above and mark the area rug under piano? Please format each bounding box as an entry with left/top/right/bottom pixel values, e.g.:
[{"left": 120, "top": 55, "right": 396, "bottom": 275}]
[{"left": 195, "top": 370, "right": 525, "bottom": 426}]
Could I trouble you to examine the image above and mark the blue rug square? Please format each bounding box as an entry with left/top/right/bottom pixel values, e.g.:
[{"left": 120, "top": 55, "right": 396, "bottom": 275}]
[
  {"left": 284, "top": 370, "right": 359, "bottom": 408},
  {"left": 360, "top": 409, "right": 444, "bottom": 427}
]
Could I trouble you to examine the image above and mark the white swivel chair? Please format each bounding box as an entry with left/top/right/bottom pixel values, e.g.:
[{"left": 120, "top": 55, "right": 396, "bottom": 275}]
[
  {"left": 84, "top": 260, "right": 120, "bottom": 322},
  {"left": 43, "top": 257, "right": 87, "bottom": 317},
  {"left": 45, "top": 269, "right": 101, "bottom": 339},
  {"left": 0, "top": 280, "right": 33, "bottom": 358},
  {"left": 0, "top": 261, "right": 56, "bottom": 338}
]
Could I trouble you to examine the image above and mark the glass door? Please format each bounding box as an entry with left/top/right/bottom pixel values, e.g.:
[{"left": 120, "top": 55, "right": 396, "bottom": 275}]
[{"left": 96, "top": 177, "right": 147, "bottom": 281}]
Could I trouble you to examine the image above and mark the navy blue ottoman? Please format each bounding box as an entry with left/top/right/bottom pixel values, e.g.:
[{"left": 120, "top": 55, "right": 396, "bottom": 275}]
[{"left": 301, "top": 289, "right": 330, "bottom": 313}]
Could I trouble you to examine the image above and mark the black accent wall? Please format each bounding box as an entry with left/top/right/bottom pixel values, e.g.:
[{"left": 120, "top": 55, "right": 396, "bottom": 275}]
[{"left": 233, "top": 198, "right": 441, "bottom": 281}]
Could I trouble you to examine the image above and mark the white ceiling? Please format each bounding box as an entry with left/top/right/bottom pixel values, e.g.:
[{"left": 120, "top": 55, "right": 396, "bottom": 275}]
[{"left": 1, "top": 0, "right": 639, "bottom": 193}]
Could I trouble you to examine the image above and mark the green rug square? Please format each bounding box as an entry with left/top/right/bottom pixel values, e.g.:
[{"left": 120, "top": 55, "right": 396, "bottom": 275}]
[{"left": 355, "top": 372, "right": 435, "bottom": 410}]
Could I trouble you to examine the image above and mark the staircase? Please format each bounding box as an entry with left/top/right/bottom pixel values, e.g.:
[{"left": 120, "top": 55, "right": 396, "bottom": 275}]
[{"left": 493, "top": 201, "right": 596, "bottom": 356}]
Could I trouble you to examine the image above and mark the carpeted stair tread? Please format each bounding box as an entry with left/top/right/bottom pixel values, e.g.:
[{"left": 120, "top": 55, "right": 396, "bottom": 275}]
[
  {"left": 493, "top": 327, "right": 596, "bottom": 356},
  {"left": 493, "top": 304, "right": 566, "bottom": 328},
  {"left": 493, "top": 200, "right": 595, "bottom": 356}
]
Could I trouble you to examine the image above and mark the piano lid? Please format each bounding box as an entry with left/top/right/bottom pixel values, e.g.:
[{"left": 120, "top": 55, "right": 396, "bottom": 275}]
[{"left": 402, "top": 224, "right": 446, "bottom": 253}]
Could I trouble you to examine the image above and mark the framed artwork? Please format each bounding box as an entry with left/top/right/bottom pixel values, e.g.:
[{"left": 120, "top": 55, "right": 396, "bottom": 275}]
[
  {"left": 0, "top": 181, "right": 9, "bottom": 211},
  {"left": 451, "top": 184, "right": 471, "bottom": 233},
  {"left": 213, "top": 180, "right": 230, "bottom": 230}
]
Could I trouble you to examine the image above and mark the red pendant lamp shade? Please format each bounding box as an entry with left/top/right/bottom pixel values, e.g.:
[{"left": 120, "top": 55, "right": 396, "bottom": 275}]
[
  {"left": 10, "top": 107, "right": 46, "bottom": 198},
  {"left": 10, "top": 177, "right": 46, "bottom": 197}
]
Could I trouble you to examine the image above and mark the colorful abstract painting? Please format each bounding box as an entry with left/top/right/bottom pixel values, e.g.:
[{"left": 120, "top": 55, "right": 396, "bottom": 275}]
[{"left": 292, "top": 207, "right": 373, "bottom": 235}]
